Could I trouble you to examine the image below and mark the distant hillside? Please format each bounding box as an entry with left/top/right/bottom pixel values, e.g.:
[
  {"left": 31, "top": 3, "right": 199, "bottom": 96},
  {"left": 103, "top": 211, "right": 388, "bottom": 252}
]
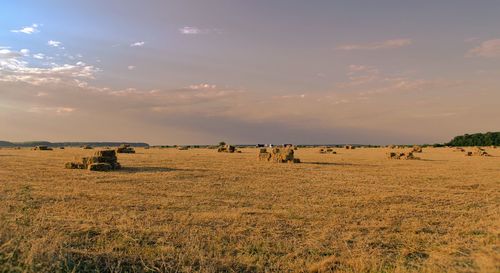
[
  {"left": 0, "top": 141, "right": 14, "bottom": 147},
  {"left": 0, "top": 141, "right": 149, "bottom": 148},
  {"left": 446, "top": 132, "right": 500, "bottom": 147}
]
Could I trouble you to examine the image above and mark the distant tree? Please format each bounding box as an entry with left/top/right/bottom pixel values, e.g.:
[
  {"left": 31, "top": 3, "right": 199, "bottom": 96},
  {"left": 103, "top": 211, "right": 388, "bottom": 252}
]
[{"left": 218, "top": 141, "right": 226, "bottom": 146}]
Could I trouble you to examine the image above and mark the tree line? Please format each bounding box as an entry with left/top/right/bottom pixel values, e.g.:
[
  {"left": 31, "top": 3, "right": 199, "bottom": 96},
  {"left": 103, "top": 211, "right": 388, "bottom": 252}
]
[{"left": 446, "top": 132, "right": 500, "bottom": 147}]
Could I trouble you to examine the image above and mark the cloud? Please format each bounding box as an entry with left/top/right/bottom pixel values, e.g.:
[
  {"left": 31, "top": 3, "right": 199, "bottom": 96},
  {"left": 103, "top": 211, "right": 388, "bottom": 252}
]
[
  {"left": 20, "top": 49, "right": 30, "bottom": 56},
  {"left": 0, "top": 49, "right": 23, "bottom": 59},
  {"left": 48, "top": 40, "right": 62, "bottom": 47},
  {"left": 130, "top": 41, "right": 145, "bottom": 47},
  {"left": 179, "top": 26, "right": 201, "bottom": 35},
  {"left": 11, "top": 24, "right": 40, "bottom": 34},
  {"left": 0, "top": 49, "right": 99, "bottom": 86},
  {"left": 28, "top": 106, "right": 75, "bottom": 114},
  {"left": 178, "top": 26, "right": 220, "bottom": 35},
  {"left": 33, "top": 53, "right": 46, "bottom": 60},
  {"left": 337, "top": 64, "right": 456, "bottom": 96},
  {"left": 336, "top": 39, "right": 412, "bottom": 51},
  {"left": 467, "top": 39, "right": 500, "bottom": 58},
  {"left": 127, "top": 65, "right": 136, "bottom": 70},
  {"left": 188, "top": 83, "right": 217, "bottom": 90}
]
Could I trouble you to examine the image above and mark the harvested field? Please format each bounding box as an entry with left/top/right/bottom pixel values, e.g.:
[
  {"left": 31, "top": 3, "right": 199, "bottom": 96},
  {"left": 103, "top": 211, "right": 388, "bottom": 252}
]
[{"left": 0, "top": 147, "right": 499, "bottom": 272}]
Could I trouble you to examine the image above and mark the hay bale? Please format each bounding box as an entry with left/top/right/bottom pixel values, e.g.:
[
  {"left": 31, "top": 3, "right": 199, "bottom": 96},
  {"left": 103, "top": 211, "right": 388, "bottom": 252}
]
[
  {"left": 472, "top": 147, "right": 490, "bottom": 157},
  {"left": 465, "top": 151, "right": 473, "bottom": 156},
  {"left": 270, "top": 147, "right": 298, "bottom": 163},
  {"left": 88, "top": 163, "right": 112, "bottom": 172},
  {"left": 403, "top": 152, "right": 420, "bottom": 160},
  {"left": 66, "top": 149, "right": 121, "bottom": 171},
  {"left": 412, "top": 146, "right": 423, "bottom": 153},
  {"left": 96, "top": 149, "right": 117, "bottom": 158},
  {"left": 82, "top": 145, "right": 93, "bottom": 149},
  {"left": 387, "top": 151, "right": 419, "bottom": 160},
  {"left": 387, "top": 152, "right": 400, "bottom": 159},
  {"left": 258, "top": 151, "right": 271, "bottom": 161},
  {"left": 258, "top": 146, "right": 299, "bottom": 163},
  {"left": 116, "top": 144, "right": 135, "bottom": 154},
  {"left": 65, "top": 162, "right": 85, "bottom": 169},
  {"left": 217, "top": 144, "right": 236, "bottom": 153},
  {"left": 320, "top": 148, "right": 336, "bottom": 155},
  {"left": 33, "top": 145, "right": 52, "bottom": 151}
]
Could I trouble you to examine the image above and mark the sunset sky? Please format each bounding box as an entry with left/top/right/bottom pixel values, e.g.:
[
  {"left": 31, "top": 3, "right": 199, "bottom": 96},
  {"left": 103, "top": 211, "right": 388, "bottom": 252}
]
[{"left": 1, "top": 0, "right": 499, "bottom": 145}]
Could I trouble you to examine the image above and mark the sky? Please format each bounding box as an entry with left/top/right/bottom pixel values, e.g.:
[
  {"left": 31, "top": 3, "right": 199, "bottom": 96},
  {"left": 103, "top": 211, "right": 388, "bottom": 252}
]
[{"left": 1, "top": 0, "right": 499, "bottom": 145}]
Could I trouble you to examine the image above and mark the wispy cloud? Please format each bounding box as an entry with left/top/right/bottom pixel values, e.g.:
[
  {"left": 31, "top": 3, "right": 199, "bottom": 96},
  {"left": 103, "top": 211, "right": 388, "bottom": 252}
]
[
  {"left": 467, "top": 39, "right": 500, "bottom": 58},
  {"left": 28, "top": 106, "right": 75, "bottom": 114},
  {"left": 32, "top": 53, "right": 46, "bottom": 60},
  {"left": 188, "top": 83, "right": 217, "bottom": 90},
  {"left": 336, "top": 39, "right": 412, "bottom": 51},
  {"left": 11, "top": 24, "right": 40, "bottom": 34},
  {"left": 127, "top": 65, "right": 136, "bottom": 70},
  {"left": 130, "top": 41, "right": 145, "bottom": 47},
  {"left": 337, "top": 64, "right": 455, "bottom": 96},
  {"left": 179, "top": 26, "right": 201, "bottom": 35},
  {"left": 47, "top": 40, "right": 62, "bottom": 47},
  {"left": 178, "top": 26, "right": 220, "bottom": 35}
]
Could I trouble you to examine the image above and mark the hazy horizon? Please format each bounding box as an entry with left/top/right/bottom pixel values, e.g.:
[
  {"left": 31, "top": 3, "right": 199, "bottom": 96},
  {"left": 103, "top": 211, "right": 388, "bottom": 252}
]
[{"left": 1, "top": 1, "right": 500, "bottom": 145}]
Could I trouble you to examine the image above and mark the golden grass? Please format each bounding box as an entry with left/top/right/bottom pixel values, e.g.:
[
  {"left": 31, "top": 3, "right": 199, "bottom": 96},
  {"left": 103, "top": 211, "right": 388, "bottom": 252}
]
[{"left": 0, "top": 147, "right": 499, "bottom": 272}]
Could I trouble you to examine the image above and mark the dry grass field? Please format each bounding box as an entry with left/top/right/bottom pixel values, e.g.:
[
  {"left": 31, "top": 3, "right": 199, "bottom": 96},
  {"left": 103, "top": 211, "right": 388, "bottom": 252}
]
[{"left": 0, "top": 147, "right": 499, "bottom": 272}]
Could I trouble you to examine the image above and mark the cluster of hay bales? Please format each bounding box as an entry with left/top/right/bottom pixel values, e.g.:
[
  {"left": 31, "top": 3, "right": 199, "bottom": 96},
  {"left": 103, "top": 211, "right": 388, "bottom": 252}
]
[
  {"left": 116, "top": 144, "right": 135, "bottom": 154},
  {"left": 465, "top": 147, "right": 491, "bottom": 157},
  {"left": 412, "top": 146, "right": 423, "bottom": 153},
  {"left": 345, "top": 145, "right": 355, "bottom": 150},
  {"left": 65, "top": 150, "right": 121, "bottom": 172},
  {"left": 387, "top": 151, "right": 420, "bottom": 160},
  {"left": 218, "top": 144, "right": 238, "bottom": 153},
  {"left": 82, "top": 145, "right": 93, "bottom": 150},
  {"left": 32, "top": 145, "right": 53, "bottom": 151},
  {"left": 258, "top": 146, "right": 300, "bottom": 163},
  {"left": 319, "top": 148, "right": 336, "bottom": 154}
]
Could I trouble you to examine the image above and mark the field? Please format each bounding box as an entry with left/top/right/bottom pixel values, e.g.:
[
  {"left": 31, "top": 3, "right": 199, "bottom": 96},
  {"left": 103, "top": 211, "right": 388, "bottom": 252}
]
[{"left": 0, "top": 147, "right": 499, "bottom": 272}]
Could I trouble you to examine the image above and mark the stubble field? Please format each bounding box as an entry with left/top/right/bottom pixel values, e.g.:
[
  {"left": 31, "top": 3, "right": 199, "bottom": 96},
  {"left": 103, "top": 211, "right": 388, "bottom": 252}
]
[{"left": 0, "top": 147, "right": 499, "bottom": 272}]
